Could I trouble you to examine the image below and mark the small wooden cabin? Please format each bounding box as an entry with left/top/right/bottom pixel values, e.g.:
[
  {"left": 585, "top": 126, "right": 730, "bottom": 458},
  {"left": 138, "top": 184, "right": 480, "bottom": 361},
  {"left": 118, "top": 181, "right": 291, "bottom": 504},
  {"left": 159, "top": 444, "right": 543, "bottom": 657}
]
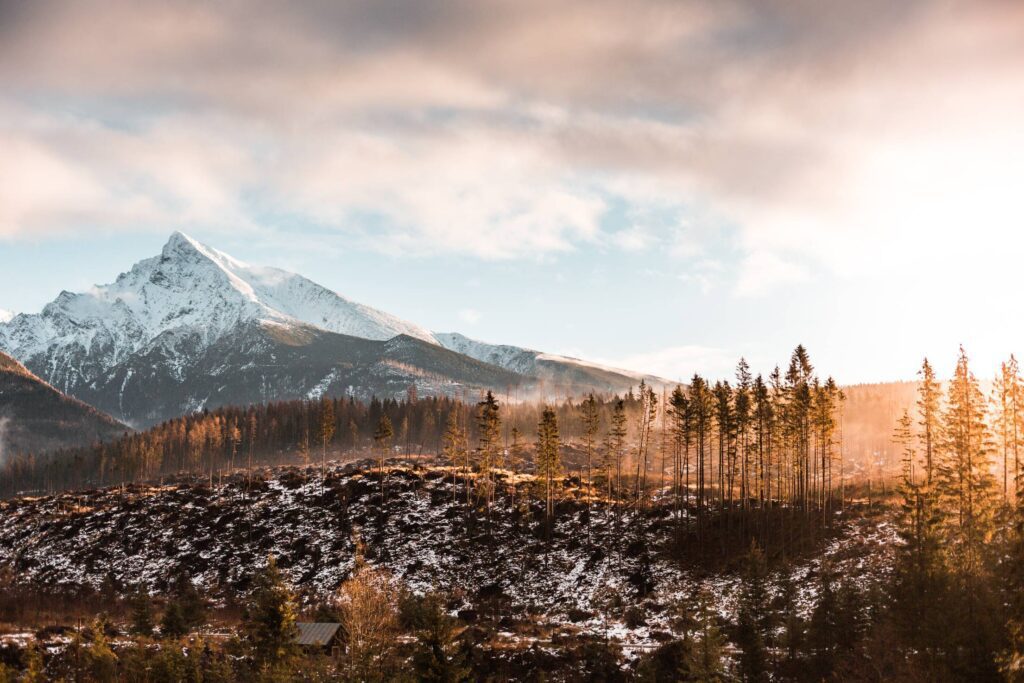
[{"left": 295, "top": 622, "right": 344, "bottom": 657}]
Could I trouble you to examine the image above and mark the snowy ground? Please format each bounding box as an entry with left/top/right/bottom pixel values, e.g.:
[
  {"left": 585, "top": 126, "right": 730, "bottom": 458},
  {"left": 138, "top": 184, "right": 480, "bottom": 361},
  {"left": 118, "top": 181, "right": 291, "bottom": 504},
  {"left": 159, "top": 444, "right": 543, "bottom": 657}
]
[{"left": 0, "top": 462, "right": 897, "bottom": 651}]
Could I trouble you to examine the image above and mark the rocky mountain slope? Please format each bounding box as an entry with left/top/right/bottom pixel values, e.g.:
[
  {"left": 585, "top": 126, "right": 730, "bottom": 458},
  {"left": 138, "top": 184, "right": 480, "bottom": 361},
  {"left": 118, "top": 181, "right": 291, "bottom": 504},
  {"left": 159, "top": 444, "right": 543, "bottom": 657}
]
[
  {"left": 0, "top": 233, "right": 659, "bottom": 427},
  {"left": 0, "top": 351, "right": 125, "bottom": 455},
  {"left": 435, "top": 332, "right": 666, "bottom": 394},
  {"left": 72, "top": 320, "right": 521, "bottom": 426},
  {"left": 0, "top": 461, "right": 896, "bottom": 652}
]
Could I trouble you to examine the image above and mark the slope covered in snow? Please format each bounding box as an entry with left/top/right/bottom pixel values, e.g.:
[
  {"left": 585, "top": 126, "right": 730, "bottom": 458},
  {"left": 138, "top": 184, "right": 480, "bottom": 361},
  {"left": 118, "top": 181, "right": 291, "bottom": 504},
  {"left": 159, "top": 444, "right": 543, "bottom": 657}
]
[
  {"left": 0, "top": 232, "right": 666, "bottom": 425},
  {"left": 0, "top": 232, "right": 435, "bottom": 366},
  {"left": 0, "top": 461, "right": 897, "bottom": 654},
  {"left": 0, "top": 233, "right": 441, "bottom": 407},
  {"left": 435, "top": 332, "right": 668, "bottom": 393},
  {"left": 0, "top": 310, "right": 13, "bottom": 324}
]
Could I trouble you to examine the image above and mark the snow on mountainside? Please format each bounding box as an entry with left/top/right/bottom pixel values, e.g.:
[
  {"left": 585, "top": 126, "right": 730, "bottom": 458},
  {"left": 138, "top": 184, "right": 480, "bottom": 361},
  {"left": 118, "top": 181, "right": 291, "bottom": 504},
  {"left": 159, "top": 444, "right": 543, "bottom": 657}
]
[
  {"left": 0, "top": 232, "right": 437, "bottom": 397},
  {"left": 0, "top": 232, "right": 434, "bottom": 362},
  {"left": 435, "top": 332, "right": 668, "bottom": 390},
  {"left": 0, "top": 310, "right": 13, "bottom": 324},
  {"left": 0, "top": 232, "right": 665, "bottom": 427}
]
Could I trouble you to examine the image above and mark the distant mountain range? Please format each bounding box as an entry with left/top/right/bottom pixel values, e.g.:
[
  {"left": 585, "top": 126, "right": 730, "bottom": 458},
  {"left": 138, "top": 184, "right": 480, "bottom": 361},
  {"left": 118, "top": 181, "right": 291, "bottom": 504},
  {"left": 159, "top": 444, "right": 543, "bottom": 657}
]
[
  {"left": 0, "top": 350, "right": 125, "bottom": 455},
  {"left": 0, "top": 232, "right": 664, "bottom": 427}
]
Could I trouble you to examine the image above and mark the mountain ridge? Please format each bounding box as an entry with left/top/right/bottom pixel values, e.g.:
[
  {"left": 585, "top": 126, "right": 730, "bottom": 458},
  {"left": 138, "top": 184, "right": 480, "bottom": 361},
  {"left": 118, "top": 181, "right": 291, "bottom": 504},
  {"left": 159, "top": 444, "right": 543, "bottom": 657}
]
[
  {"left": 0, "top": 233, "right": 664, "bottom": 426},
  {"left": 0, "top": 350, "right": 126, "bottom": 456}
]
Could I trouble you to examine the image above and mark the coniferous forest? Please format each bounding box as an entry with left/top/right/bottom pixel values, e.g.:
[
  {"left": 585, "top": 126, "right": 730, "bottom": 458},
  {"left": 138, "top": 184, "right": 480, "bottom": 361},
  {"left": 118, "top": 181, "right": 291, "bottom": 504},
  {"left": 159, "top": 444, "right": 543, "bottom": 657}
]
[{"left": 1, "top": 345, "right": 1023, "bottom": 680}]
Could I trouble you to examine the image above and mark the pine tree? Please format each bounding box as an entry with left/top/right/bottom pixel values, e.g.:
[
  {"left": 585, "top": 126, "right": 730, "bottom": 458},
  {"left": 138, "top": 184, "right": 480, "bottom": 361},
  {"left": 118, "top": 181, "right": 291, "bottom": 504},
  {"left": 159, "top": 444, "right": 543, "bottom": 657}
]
[
  {"left": 692, "top": 588, "right": 727, "bottom": 681},
  {"left": 580, "top": 393, "right": 600, "bottom": 497},
  {"left": 735, "top": 542, "right": 771, "bottom": 683},
  {"left": 536, "top": 406, "right": 561, "bottom": 520},
  {"left": 937, "top": 347, "right": 998, "bottom": 586},
  {"left": 917, "top": 358, "right": 942, "bottom": 486},
  {"left": 84, "top": 618, "right": 118, "bottom": 682},
  {"left": 994, "top": 356, "right": 1024, "bottom": 502},
  {"left": 407, "top": 593, "right": 470, "bottom": 683},
  {"left": 735, "top": 360, "right": 753, "bottom": 512},
  {"left": 808, "top": 563, "right": 840, "bottom": 678},
  {"left": 475, "top": 391, "right": 501, "bottom": 512},
  {"left": 318, "top": 398, "right": 336, "bottom": 490},
  {"left": 374, "top": 414, "right": 394, "bottom": 502},
  {"left": 1001, "top": 496, "right": 1024, "bottom": 680},
  {"left": 160, "top": 601, "right": 188, "bottom": 639},
  {"left": 605, "top": 399, "right": 628, "bottom": 499},
  {"left": 21, "top": 643, "right": 46, "bottom": 683},
  {"left": 508, "top": 426, "right": 524, "bottom": 508},
  {"left": 669, "top": 385, "right": 691, "bottom": 518},
  {"left": 241, "top": 555, "right": 300, "bottom": 673},
  {"left": 441, "top": 411, "right": 466, "bottom": 503},
  {"left": 128, "top": 587, "right": 155, "bottom": 637},
  {"left": 713, "top": 381, "right": 734, "bottom": 513}
]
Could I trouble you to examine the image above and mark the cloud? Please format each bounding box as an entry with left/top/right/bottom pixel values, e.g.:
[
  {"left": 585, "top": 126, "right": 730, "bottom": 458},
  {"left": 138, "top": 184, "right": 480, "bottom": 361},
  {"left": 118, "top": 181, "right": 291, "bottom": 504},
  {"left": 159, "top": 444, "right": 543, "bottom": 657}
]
[
  {"left": 609, "top": 226, "right": 655, "bottom": 252},
  {"left": 458, "top": 308, "right": 482, "bottom": 325},
  {"left": 733, "top": 252, "right": 809, "bottom": 297},
  {"left": 604, "top": 345, "right": 741, "bottom": 382},
  {"left": 2, "top": 0, "right": 1024, "bottom": 296}
]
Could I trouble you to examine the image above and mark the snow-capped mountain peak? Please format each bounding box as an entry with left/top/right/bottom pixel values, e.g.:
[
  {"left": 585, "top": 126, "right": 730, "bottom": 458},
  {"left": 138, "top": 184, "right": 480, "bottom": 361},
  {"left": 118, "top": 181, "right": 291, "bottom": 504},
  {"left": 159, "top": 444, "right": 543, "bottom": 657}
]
[
  {"left": 0, "top": 232, "right": 664, "bottom": 426},
  {"left": 0, "top": 232, "right": 438, "bottom": 395}
]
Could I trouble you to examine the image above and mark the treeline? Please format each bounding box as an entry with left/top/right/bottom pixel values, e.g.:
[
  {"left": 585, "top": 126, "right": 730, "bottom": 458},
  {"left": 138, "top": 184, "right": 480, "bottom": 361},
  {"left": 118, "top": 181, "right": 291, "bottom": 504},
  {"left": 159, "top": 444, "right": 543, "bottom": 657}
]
[
  {"left": 0, "top": 392, "right": 652, "bottom": 496},
  {"left": 428, "top": 344, "right": 847, "bottom": 562},
  {"left": 3, "top": 346, "right": 847, "bottom": 527},
  {"left": 876, "top": 348, "right": 1024, "bottom": 679}
]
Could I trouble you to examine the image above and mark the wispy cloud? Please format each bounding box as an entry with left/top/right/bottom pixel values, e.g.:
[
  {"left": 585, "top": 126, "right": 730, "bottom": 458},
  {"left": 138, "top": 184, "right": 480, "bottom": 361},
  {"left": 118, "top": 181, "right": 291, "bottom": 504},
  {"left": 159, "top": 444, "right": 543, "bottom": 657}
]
[
  {"left": 2, "top": 0, "right": 1024, "bottom": 297},
  {"left": 604, "top": 345, "right": 741, "bottom": 382},
  {"left": 458, "top": 308, "right": 482, "bottom": 325}
]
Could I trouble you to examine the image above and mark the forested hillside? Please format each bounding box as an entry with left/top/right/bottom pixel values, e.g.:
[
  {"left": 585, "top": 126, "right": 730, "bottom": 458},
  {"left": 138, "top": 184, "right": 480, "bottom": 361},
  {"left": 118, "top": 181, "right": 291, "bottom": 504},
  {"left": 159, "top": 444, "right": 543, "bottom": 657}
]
[{"left": 0, "top": 351, "right": 126, "bottom": 456}]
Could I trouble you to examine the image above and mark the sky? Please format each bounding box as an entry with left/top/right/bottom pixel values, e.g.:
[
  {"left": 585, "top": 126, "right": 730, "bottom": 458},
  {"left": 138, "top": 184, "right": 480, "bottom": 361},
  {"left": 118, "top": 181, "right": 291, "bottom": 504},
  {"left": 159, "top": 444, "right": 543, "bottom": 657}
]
[{"left": 2, "top": 0, "right": 1024, "bottom": 384}]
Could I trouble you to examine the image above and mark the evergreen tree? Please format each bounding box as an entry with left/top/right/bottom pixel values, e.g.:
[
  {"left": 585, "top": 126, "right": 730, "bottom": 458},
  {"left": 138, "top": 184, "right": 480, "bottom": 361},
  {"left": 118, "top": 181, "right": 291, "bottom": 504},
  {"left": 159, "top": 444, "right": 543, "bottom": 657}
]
[
  {"left": 21, "top": 643, "right": 46, "bottom": 683},
  {"left": 475, "top": 391, "right": 501, "bottom": 511},
  {"left": 318, "top": 398, "right": 336, "bottom": 488},
  {"left": 407, "top": 593, "right": 470, "bottom": 683},
  {"left": 669, "top": 385, "right": 691, "bottom": 516},
  {"left": 441, "top": 411, "right": 466, "bottom": 503},
  {"left": 241, "top": 555, "right": 300, "bottom": 673},
  {"left": 536, "top": 406, "right": 561, "bottom": 520},
  {"left": 581, "top": 392, "right": 601, "bottom": 495},
  {"left": 735, "top": 542, "right": 771, "bottom": 683},
  {"left": 692, "top": 588, "right": 726, "bottom": 681},
  {"left": 604, "top": 399, "right": 628, "bottom": 499},
  {"left": 808, "top": 563, "right": 840, "bottom": 678},
  {"left": 374, "top": 414, "right": 394, "bottom": 502},
  {"left": 128, "top": 587, "right": 155, "bottom": 637},
  {"left": 937, "top": 347, "right": 998, "bottom": 588},
  {"left": 160, "top": 600, "right": 188, "bottom": 639},
  {"left": 84, "top": 618, "right": 118, "bottom": 682},
  {"left": 508, "top": 426, "right": 524, "bottom": 508},
  {"left": 917, "top": 358, "right": 942, "bottom": 486}
]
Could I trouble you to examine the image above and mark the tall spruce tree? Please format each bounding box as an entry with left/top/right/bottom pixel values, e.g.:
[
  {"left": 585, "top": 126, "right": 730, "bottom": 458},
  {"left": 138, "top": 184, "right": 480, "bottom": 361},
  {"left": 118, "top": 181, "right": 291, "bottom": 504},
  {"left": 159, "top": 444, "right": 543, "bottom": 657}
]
[
  {"left": 318, "top": 398, "right": 336, "bottom": 490},
  {"left": 735, "top": 542, "right": 771, "bottom": 683},
  {"left": 241, "top": 555, "right": 299, "bottom": 674},
  {"left": 536, "top": 406, "right": 561, "bottom": 520},
  {"left": 374, "top": 414, "right": 394, "bottom": 502},
  {"left": 917, "top": 358, "right": 942, "bottom": 486},
  {"left": 937, "top": 347, "right": 998, "bottom": 585},
  {"left": 475, "top": 391, "right": 501, "bottom": 512}
]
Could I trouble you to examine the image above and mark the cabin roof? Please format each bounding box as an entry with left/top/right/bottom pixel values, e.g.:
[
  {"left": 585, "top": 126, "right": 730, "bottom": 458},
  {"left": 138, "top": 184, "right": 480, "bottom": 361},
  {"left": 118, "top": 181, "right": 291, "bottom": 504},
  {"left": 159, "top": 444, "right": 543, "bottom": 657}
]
[{"left": 295, "top": 622, "right": 342, "bottom": 646}]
